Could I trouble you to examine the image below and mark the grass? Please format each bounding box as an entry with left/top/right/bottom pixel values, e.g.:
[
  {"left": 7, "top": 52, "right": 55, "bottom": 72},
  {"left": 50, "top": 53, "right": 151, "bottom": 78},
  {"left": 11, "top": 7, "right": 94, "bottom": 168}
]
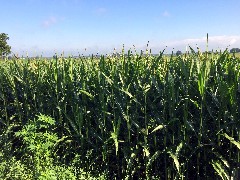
[
  {"left": 231, "top": 52, "right": 240, "bottom": 58},
  {"left": 0, "top": 47, "right": 240, "bottom": 179}
]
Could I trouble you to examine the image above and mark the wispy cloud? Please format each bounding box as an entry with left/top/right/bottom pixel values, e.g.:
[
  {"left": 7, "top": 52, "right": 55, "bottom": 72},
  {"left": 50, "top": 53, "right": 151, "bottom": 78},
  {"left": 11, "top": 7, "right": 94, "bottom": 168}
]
[
  {"left": 42, "top": 16, "right": 57, "bottom": 28},
  {"left": 41, "top": 16, "right": 66, "bottom": 28},
  {"left": 167, "top": 35, "right": 240, "bottom": 47},
  {"left": 94, "top": 7, "right": 107, "bottom": 15},
  {"left": 144, "top": 35, "right": 240, "bottom": 54},
  {"left": 209, "top": 35, "right": 240, "bottom": 46},
  {"left": 52, "top": 0, "right": 81, "bottom": 5},
  {"left": 162, "top": 10, "right": 170, "bottom": 17}
]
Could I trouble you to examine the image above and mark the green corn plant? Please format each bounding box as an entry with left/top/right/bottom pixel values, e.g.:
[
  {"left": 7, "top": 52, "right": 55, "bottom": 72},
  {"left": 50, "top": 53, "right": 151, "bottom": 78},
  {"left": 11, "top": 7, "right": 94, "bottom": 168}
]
[{"left": 1, "top": 46, "right": 240, "bottom": 179}]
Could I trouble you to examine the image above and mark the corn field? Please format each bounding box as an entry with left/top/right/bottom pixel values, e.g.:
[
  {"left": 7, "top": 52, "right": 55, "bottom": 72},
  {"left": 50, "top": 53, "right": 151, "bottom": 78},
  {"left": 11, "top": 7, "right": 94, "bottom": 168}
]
[{"left": 0, "top": 48, "right": 240, "bottom": 179}]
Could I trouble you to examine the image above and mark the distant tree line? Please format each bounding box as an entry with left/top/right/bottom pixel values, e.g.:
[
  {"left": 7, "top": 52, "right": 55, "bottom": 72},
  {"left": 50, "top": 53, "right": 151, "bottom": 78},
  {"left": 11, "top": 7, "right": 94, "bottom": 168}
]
[
  {"left": 175, "top": 48, "right": 240, "bottom": 55},
  {"left": 230, "top": 48, "right": 240, "bottom": 53},
  {"left": 176, "top": 50, "right": 182, "bottom": 56}
]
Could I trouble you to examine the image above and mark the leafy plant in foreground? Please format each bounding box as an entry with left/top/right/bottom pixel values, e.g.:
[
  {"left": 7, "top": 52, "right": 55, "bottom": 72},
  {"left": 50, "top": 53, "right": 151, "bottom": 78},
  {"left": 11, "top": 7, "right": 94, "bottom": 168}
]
[{"left": 15, "top": 114, "right": 76, "bottom": 179}]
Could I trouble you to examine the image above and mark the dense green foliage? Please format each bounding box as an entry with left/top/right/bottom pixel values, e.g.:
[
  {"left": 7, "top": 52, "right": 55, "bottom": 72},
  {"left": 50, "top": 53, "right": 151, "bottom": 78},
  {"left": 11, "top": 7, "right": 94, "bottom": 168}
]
[
  {"left": 0, "top": 49, "right": 240, "bottom": 179},
  {"left": 0, "top": 33, "right": 11, "bottom": 57},
  {"left": 230, "top": 48, "right": 240, "bottom": 53},
  {"left": 0, "top": 114, "right": 105, "bottom": 179}
]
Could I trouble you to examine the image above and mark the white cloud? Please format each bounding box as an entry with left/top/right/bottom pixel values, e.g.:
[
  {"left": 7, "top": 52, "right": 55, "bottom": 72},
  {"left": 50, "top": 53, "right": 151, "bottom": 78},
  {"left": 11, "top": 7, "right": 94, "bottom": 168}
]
[
  {"left": 41, "top": 16, "right": 66, "bottom": 28},
  {"left": 138, "top": 35, "right": 240, "bottom": 54},
  {"left": 162, "top": 10, "right": 170, "bottom": 17},
  {"left": 166, "top": 35, "right": 239, "bottom": 48},
  {"left": 94, "top": 7, "right": 107, "bottom": 15},
  {"left": 208, "top": 35, "right": 240, "bottom": 46},
  {"left": 42, "top": 16, "right": 57, "bottom": 28}
]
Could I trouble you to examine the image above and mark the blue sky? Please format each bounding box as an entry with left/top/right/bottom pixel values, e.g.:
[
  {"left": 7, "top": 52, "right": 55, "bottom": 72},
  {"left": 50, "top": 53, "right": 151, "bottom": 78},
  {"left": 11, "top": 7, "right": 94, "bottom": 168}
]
[{"left": 1, "top": 0, "right": 240, "bottom": 56}]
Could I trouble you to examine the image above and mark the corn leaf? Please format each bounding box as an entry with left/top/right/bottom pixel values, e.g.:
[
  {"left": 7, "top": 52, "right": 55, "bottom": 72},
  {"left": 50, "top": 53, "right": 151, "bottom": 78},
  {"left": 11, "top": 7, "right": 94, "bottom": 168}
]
[{"left": 222, "top": 133, "right": 240, "bottom": 150}]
